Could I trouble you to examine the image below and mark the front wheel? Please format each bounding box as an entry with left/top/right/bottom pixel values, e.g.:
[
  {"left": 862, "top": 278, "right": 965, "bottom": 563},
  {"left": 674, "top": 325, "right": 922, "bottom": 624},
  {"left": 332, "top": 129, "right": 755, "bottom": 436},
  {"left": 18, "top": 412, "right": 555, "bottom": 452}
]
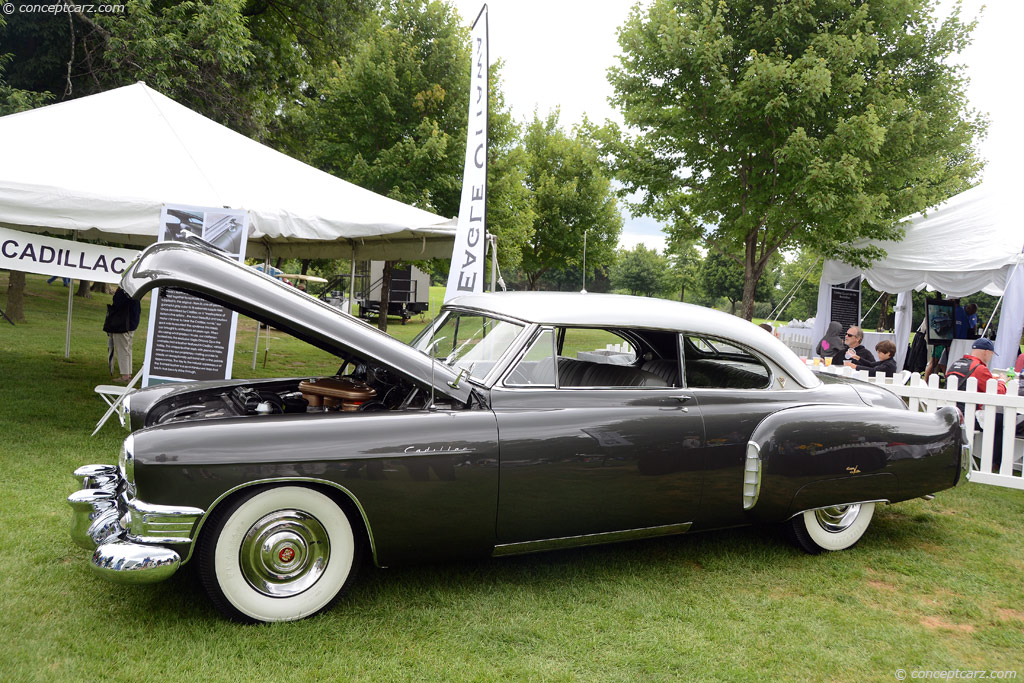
[
  {"left": 198, "top": 485, "right": 360, "bottom": 623},
  {"left": 786, "top": 502, "right": 875, "bottom": 554}
]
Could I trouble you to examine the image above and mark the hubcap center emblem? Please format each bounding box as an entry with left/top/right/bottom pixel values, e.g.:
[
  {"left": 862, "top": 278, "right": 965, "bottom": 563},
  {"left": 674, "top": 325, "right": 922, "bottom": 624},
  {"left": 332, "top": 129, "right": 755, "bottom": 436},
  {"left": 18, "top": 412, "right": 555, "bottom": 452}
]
[{"left": 279, "top": 547, "right": 296, "bottom": 563}]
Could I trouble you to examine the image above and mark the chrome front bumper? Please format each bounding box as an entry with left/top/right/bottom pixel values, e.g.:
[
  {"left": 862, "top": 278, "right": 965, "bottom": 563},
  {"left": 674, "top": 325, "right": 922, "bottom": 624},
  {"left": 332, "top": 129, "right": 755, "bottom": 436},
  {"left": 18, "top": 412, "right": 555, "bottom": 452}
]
[{"left": 68, "top": 464, "right": 204, "bottom": 584}]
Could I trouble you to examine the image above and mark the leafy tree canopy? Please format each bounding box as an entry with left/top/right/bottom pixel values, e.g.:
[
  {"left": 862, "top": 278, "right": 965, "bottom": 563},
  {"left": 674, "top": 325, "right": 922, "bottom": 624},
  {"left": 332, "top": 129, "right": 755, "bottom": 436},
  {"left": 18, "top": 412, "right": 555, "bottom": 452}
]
[
  {"left": 292, "top": 0, "right": 532, "bottom": 271},
  {"left": 0, "top": 0, "right": 373, "bottom": 138},
  {"left": 610, "top": 244, "right": 670, "bottom": 297},
  {"left": 519, "top": 111, "right": 622, "bottom": 290},
  {"left": 607, "top": 0, "right": 986, "bottom": 319}
]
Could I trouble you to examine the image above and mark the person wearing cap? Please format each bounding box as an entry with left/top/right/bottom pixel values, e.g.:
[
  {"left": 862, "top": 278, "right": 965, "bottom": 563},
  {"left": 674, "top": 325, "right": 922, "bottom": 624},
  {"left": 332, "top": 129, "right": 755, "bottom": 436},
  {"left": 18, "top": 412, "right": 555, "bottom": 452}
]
[{"left": 946, "top": 338, "right": 1007, "bottom": 470}]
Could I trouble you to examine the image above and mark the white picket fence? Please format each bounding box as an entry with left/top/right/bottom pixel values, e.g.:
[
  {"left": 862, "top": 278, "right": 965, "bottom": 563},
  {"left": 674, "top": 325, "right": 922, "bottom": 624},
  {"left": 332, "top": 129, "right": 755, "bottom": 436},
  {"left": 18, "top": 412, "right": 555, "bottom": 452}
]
[
  {"left": 783, "top": 334, "right": 814, "bottom": 358},
  {"left": 819, "top": 366, "right": 1024, "bottom": 490}
]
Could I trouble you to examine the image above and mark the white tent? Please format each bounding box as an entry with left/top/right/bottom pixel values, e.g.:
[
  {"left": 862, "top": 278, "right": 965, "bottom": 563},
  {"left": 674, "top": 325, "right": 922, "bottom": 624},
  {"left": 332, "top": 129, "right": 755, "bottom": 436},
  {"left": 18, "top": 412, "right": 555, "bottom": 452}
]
[
  {"left": 812, "top": 181, "right": 1024, "bottom": 370},
  {"left": 0, "top": 82, "right": 455, "bottom": 261}
]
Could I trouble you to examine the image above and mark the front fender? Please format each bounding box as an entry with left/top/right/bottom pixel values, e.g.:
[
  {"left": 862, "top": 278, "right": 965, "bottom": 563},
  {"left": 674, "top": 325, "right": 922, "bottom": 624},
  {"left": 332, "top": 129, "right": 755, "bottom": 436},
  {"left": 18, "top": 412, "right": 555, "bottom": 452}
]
[
  {"left": 129, "top": 409, "right": 500, "bottom": 566},
  {"left": 744, "top": 404, "right": 962, "bottom": 522}
]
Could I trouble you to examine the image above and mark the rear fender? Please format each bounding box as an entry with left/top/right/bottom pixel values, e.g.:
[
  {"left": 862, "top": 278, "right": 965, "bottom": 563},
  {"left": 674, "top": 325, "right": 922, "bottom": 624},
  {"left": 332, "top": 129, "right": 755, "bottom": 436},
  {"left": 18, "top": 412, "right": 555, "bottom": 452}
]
[{"left": 744, "top": 404, "right": 962, "bottom": 522}]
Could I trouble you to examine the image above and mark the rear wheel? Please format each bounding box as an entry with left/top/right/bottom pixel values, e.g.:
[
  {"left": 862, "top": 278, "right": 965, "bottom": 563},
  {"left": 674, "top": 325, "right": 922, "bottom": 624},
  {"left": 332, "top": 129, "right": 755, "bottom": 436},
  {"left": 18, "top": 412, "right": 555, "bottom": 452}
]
[
  {"left": 787, "top": 502, "right": 875, "bottom": 554},
  {"left": 198, "top": 485, "right": 360, "bottom": 623}
]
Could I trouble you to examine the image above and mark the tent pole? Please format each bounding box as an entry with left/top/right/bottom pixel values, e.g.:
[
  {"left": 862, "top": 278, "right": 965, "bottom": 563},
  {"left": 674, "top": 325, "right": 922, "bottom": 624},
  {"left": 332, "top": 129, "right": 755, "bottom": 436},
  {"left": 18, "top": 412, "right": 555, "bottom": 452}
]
[
  {"left": 65, "top": 231, "right": 76, "bottom": 359},
  {"left": 253, "top": 245, "right": 271, "bottom": 370},
  {"left": 348, "top": 245, "right": 357, "bottom": 315},
  {"left": 489, "top": 234, "right": 497, "bottom": 292}
]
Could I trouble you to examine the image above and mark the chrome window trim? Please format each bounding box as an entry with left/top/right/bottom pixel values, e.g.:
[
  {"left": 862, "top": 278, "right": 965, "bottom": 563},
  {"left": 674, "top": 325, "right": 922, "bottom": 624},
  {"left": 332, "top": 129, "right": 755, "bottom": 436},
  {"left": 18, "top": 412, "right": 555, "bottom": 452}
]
[
  {"left": 415, "top": 308, "right": 535, "bottom": 388},
  {"left": 501, "top": 325, "right": 557, "bottom": 388}
]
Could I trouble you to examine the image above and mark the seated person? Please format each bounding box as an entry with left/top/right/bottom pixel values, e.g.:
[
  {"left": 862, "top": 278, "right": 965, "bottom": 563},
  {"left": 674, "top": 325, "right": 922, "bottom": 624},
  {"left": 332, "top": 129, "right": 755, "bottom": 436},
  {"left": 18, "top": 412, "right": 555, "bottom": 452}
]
[
  {"left": 841, "top": 326, "right": 875, "bottom": 365},
  {"left": 845, "top": 340, "right": 897, "bottom": 377},
  {"left": 816, "top": 321, "right": 844, "bottom": 358}
]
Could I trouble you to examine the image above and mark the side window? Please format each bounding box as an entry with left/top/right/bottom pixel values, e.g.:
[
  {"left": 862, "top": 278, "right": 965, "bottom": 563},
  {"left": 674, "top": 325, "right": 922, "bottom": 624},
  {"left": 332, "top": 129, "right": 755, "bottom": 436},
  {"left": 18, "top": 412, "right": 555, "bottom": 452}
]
[
  {"left": 505, "top": 329, "right": 556, "bottom": 386},
  {"left": 559, "top": 328, "right": 637, "bottom": 365},
  {"left": 683, "top": 335, "right": 770, "bottom": 389},
  {"left": 554, "top": 327, "right": 670, "bottom": 389}
]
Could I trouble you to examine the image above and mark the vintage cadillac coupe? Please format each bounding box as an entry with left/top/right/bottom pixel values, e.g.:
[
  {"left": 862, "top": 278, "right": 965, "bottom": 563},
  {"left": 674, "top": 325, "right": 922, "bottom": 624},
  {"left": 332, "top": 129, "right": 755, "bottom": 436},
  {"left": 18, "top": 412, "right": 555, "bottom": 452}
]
[{"left": 69, "top": 242, "right": 969, "bottom": 623}]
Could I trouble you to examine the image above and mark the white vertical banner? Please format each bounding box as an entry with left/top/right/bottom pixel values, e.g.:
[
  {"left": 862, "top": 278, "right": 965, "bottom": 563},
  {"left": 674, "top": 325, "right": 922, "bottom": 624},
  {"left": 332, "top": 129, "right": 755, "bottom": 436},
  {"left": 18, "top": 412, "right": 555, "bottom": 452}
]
[{"left": 445, "top": 5, "right": 488, "bottom": 302}]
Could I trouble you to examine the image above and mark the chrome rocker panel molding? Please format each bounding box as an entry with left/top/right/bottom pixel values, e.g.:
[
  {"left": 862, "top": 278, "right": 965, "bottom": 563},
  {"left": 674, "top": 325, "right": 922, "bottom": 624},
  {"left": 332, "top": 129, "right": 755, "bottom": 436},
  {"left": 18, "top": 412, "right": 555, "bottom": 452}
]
[{"left": 492, "top": 522, "right": 693, "bottom": 557}]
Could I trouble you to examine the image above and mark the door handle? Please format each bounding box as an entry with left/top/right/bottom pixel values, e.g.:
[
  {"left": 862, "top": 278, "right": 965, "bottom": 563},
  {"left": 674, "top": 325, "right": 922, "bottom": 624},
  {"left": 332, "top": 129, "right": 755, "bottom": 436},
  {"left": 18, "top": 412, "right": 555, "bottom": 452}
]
[{"left": 670, "top": 395, "right": 692, "bottom": 413}]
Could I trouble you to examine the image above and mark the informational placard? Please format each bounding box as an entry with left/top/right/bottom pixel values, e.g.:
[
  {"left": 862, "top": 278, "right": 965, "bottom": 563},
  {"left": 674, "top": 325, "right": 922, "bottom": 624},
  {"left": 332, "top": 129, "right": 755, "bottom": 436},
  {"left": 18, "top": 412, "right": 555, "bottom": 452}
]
[
  {"left": 829, "top": 277, "right": 861, "bottom": 331},
  {"left": 141, "top": 204, "right": 249, "bottom": 386}
]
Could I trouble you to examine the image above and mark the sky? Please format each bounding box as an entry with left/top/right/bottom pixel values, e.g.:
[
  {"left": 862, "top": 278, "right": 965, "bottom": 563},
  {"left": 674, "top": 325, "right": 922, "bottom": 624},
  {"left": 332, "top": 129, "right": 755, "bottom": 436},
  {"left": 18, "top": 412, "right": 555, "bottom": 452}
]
[{"left": 450, "top": 0, "right": 1023, "bottom": 254}]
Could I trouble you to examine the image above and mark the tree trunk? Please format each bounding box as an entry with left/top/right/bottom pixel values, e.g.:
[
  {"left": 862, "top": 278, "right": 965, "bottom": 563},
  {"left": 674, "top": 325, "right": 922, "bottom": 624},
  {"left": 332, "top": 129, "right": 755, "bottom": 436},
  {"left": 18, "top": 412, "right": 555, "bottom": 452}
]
[
  {"left": 876, "top": 292, "right": 890, "bottom": 331},
  {"left": 377, "top": 260, "right": 393, "bottom": 332},
  {"left": 740, "top": 240, "right": 762, "bottom": 321},
  {"left": 300, "top": 259, "right": 310, "bottom": 275},
  {"left": 91, "top": 281, "right": 111, "bottom": 295},
  {"left": 5, "top": 271, "right": 26, "bottom": 322},
  {"left": 76, "top": 279, "right": 92, "bottom": 298}
]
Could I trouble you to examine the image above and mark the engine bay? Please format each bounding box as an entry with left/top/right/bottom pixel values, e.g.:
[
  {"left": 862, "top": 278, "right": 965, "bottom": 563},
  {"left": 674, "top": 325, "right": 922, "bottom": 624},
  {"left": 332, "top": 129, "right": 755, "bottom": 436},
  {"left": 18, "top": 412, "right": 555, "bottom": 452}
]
[{"left": 145, "top": 361, "right": 442, "bottom": 428}]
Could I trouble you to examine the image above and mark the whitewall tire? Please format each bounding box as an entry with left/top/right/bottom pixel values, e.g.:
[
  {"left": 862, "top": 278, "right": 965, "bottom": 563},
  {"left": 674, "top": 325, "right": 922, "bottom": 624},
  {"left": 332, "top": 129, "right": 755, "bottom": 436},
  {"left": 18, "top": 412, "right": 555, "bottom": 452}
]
[
  {"left": 787, "top": 502, "right": 875, "bottom": 554},
  {"left": 198, "top": 485, "right": 359, "bottom": 623}
]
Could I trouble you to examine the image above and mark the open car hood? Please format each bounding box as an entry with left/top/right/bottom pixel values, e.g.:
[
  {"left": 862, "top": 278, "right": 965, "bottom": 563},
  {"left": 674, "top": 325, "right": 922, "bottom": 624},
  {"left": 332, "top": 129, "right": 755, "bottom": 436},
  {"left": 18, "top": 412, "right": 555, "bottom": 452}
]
[{"left": 121, "top": 242, "right": 473, "bottom": 404}]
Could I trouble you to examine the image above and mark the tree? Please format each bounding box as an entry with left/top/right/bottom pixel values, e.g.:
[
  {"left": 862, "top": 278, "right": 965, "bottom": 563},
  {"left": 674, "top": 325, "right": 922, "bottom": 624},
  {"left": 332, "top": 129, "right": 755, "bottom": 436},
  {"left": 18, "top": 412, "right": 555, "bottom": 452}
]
[
  {"left": 1, "top": 0, "right": 373, "bottom": 139},
  {"left": 0, "top": 19, "right": 51, "bottom": 322},
  {"left": 519, "top": 112, "right": 622, "bottom": 290},
  {"left": 775, "top": 249, "right": 823, "bottom": 321},
  {"left": 610, "top": 244, "right": 669, "bottom": 297},
  {"left": 699, "top": 252, "right": 776, "bottom": 316},
  {"left": 293, "top": 1, "right": 532, "bottom": 313},
  {"left": 608, "top": 0, "right": 986, "bottom": 320},
  {"left": 663, "top": 234, "right": 704, "bottom": 303}
]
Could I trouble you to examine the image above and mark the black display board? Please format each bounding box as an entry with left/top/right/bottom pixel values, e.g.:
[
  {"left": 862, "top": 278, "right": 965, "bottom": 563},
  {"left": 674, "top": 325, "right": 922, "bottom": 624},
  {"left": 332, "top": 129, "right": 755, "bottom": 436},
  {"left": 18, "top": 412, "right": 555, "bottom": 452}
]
[
  {"left": 829, "top": 278, "right": 861, "bottom": 331},
  {"left": 148, "top": 289, "right": 234, "bottom": 381}
]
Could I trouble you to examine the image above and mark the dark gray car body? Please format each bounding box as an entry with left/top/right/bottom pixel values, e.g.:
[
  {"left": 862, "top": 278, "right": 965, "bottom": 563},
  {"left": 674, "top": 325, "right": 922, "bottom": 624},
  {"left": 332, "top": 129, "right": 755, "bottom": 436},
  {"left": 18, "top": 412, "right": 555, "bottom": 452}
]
[{"left": 71, "top": 242, "right": 967, "bottom": 575}]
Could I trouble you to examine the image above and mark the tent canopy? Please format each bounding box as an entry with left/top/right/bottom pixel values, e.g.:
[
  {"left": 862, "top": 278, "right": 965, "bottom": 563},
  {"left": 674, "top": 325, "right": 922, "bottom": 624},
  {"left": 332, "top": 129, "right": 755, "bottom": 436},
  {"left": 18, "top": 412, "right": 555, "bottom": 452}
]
[
  {"left": 821, "top": 182, "right": 1023, "bottom": 296},
  {"left": 0, "top": 82, "right": 455, "bottom": 260},
  {"left": 814, "top": 181, "right": 1024, "bottom": 370}
]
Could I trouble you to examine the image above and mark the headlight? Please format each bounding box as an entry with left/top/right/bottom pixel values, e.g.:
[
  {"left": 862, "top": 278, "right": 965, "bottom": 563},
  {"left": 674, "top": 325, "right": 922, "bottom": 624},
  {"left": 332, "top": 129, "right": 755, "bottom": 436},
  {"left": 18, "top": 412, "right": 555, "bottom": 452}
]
[{"left": 118, "top": 433, "right": 135, "bottom": 484}]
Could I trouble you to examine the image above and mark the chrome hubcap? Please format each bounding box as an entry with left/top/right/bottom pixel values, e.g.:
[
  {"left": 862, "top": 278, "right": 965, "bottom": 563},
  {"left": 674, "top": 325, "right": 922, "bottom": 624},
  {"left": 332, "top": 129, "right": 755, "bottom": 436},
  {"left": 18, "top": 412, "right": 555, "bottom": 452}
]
[
  {"left": 240, "top": 509, "right": 330, "bottom": 597},
  {"left": 813, "top": 504, "right": 861, "bottom": 533}
]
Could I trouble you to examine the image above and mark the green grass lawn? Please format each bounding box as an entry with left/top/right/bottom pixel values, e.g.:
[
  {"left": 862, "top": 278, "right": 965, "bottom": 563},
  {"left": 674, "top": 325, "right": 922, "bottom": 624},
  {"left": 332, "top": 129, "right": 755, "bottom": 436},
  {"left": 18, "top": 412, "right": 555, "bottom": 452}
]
[{"left": 2, "top": 273, "right": 1023, "bottom": 681}]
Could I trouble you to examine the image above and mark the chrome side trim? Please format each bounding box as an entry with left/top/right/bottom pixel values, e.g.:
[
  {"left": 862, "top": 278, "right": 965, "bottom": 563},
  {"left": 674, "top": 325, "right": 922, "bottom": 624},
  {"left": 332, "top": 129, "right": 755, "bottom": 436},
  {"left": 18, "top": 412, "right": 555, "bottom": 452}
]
[
  {"left": 742, "top": 441, "right": 762, "bottom": 510},
  {"left": 126, "top": 499, "right": 205, "bottom": 544},
  {"left": 785, "top": 499, "right": 890, "bottom": 522},
  {"left": 958, "top": 424, "right": 971, "bottom": 486},
  {"left": 492, "top": 522, "right": 692, "bottom": 557},
  {"left": 182, "top": 477, "right": 381, "bottom": 567}
]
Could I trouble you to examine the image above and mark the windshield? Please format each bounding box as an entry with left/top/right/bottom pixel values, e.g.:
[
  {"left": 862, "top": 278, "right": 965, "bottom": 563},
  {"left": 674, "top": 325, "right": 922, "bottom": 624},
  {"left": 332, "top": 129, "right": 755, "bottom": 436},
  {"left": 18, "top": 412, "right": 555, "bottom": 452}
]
[{"left": 414, "top": 311, "right": 525, "bottom": 381}]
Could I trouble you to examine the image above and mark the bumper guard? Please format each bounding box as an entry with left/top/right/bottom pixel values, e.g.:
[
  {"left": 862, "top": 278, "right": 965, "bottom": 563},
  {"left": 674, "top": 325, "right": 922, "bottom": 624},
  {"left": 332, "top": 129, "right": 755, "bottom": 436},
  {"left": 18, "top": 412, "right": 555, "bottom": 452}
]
[{"left": 68, "top": 464, "right": 204, "bottom": 584}]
